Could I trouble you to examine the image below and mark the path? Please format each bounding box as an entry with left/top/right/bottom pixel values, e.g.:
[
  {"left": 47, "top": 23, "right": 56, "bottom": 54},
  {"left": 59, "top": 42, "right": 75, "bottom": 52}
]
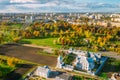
[
  {"left": 22, "top": 44, "right": 53, "bottom": 53},
  {"left": 100, "top": 51, "right": 120, "bottom": 60}
]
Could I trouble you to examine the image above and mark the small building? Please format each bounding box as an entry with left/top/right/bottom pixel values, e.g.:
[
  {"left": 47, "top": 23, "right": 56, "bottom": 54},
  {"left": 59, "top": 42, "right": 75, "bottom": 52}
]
[
  {"left": 56, "top": 55, "right": 74, "bottom": 71},
  {"left": 55, "top": 73, "right": 72, "bottom": 80},
  {"left": 67, "top": 48, "right": 102, "bottom": 72},
  {"left": 111, "top": 73, "right": 120, "bottom": 80},
  {"left": 110, "top": 14, "right": 120, "bottom": 18},
  {"left": 63, "top": 64, "right": 74, "bottom": 71},
  {"left": 68, "top": 48, "right": 101, "bottom": 61},
  {"left": 56, "top": 48, "right": 106, "bottom": 75},
  {"left": 33, "top": 66, "right": 51, "bottom": 78},
  {"left": 74, "top": 56, "right": 95, "bottom": 71},
  {"left": 111, "top": 18, "right": 120, "bottom": 22},
  {"left": 25, "top": 15, "right": 34, "bottom": 23}
]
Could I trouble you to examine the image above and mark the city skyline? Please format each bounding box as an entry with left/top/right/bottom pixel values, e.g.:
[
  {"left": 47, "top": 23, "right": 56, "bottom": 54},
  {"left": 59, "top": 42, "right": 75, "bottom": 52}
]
[{"left": 0, "top": 0, "right": 120, "bottom": 13}]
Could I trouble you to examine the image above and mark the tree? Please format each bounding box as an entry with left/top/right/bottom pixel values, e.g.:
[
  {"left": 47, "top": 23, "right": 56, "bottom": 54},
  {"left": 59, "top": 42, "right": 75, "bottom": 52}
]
[
  {"left": 0, "top": 32, "right": 4, "bottom": 44},
  {"left": 106, "top": 34, "right": 112, "bottom": 40},
  {"left": 97, "top": 37, "right": 102, "bottom": 44},
  {"left": 53, "top": 49, "right": 59, "bottom": 55},
  {"left": 61, "top": 37, "right": 65, "bottom": 46},
  {"left": 7, "top": 57, "right": 19, "bottom": 67},
  {"left": 53, "top": 40, "right": 57, "bottom": 44},
  {"left": 0, "top": 71, "right": 2, "bottom": 77},
  {"left": 100, "top": 41, "right": 105, "bottom": 47},
  {"left": 33, "top": 31, "right": 40, "bottom": 37},
  {"left": 84, "top": 30, "right": 92, "bottom": 38},
  {"left": 13, "top": 37, "right": 21, "bottom": 42}
]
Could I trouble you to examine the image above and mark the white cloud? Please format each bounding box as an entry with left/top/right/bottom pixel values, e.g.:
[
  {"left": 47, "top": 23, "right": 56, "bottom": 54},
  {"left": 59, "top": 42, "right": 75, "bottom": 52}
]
[
  {"left": 0, "top": 5, "right": 21, "bottom": 13},
  {"left": 10, "top": 0, "right": 37, "bottom": 3},
  {"left": 16, "top": 1, "right": 58, "bottom": 9},
  {"left": 6, "top": 6, "right": 19, "bottom": 12},
  {"left": 0, "top": 0, "right": 120, "bottom": 13}
]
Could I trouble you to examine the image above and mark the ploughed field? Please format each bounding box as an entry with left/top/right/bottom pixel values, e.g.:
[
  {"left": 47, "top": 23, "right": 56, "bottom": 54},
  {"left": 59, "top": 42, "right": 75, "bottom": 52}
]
[{"left": 0, "top": 44, "right": 57, "bottom": 67}]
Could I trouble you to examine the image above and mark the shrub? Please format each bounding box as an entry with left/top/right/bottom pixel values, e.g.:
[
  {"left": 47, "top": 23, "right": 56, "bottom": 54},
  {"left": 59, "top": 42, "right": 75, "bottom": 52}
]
[
  {"left": 7, "top": 57, "right": 19, "bottom": 67},
  {"left": 53, "top": 49, "right": 59, "bottom": 55},
  {"left": 63, "top": 54, "right": 75, "bottom": 65}
]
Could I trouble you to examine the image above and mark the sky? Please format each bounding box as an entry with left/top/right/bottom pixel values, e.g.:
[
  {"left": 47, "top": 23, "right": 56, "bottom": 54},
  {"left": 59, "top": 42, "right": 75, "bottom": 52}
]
[{"left": 0, "top": 0, "right": 120, "bottom": 13}]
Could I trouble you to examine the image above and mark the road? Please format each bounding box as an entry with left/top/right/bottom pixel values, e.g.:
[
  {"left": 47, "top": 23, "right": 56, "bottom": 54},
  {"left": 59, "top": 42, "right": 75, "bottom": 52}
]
[{"left": 100, "top": 51, "right": 120, "bottom": 60}]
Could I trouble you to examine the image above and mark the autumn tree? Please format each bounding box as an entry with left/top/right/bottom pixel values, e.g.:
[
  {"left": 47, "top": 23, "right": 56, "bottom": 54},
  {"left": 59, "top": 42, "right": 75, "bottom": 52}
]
[
  {"left": 7, "top": 57, "right": 19, "bottom": 67},
  {"left": 33, "top": 31, "right": 40, "bottom": 37}
]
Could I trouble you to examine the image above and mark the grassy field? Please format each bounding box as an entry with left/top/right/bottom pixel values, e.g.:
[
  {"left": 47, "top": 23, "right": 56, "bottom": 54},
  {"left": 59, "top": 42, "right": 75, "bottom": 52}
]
[
  {"left": 101, "top": 58, "right": 120, "bottom": 72},
  {"left": 0, "top": 55, "right": 35, "bottom": 80},
  {"left": 0, "top": 64, "right": 15, "bottom": 79},
  {"left": 7, "top": 23, "right": 23, "bottom": 29},
  {"left": 99, "top": 58, "right": 120, "bottom": 79},
  {"left": 19, "top": 37, "right": 62, "bottom": 48}
]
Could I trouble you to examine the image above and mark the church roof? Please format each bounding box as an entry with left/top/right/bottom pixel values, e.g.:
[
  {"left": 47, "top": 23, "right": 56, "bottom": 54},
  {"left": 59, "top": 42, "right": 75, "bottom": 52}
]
[{"left": 87, "top": 58, "right": 94, "bottom": 63}]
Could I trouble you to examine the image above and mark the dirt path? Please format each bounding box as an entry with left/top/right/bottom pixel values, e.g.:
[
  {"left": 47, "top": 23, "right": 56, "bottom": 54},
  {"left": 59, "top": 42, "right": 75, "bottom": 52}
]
[
  {"left": 22, "top": 44, "right": 53, "bottom": 53},
  {"left": 101, "top": 51, "right": 120, "bottom": 60},
  {"left": 22, "top": 44, "right": 51, "bottom": 49}
]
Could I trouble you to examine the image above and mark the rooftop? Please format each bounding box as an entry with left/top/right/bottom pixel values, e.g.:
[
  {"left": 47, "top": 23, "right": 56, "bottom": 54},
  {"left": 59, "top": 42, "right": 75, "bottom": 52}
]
[{"left": 55, "top": 73, "right": 72, "bottom": 80}]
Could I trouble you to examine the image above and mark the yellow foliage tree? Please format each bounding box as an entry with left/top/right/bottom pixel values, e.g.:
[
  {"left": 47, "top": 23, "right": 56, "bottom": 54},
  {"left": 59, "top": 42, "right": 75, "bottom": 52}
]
[
  {"left": 33, "top": 31, "right": 40, "bottom": 37},
  {"left": 100, "top": 41, "right": 105, "bottom": 47},
  {"left": 97, "top": 37, "right": 102, "bottom": 44},
  {"left": 13, "top": 37, "right": 21, "bottom": 42},
  {"left": 84, "top": 30, "right": 92, "bottom": 38},
  {"left": 106, "top": 34, "right": 112, "bottom": 40},
  {"left": 7, "top": 57, "right": 19, "bottom": 67}
]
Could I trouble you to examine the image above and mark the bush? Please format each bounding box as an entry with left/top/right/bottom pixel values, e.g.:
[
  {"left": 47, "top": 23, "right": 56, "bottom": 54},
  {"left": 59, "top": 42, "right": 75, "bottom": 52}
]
[
  {"left": 63, "top": 54, "right": 75, "bottom": 65},
  {"left": 73, "top": 75, "right": 85, "bottom": 80},
  {"left": 53, "top": 40, "right": 57, "bottom": 44},
  {"left": 99, "top": 72, "right": 108, "bottom": 79},
  {"left": 7, "top": 57, "right": 19, "bottom": 67},
  {"left": 53, "top": 49, "right": 59, "bottom": 55},
  {"left": 0, "top": 71, "right": 2, "bottom": 77}
]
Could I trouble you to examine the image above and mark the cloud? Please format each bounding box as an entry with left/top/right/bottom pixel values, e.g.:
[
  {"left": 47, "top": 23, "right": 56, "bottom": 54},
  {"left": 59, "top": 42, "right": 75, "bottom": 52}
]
[
  {"left": 10, "top": 0, "right": 37, "bottom": 3},
  {"left": 0, "top": 0, "right": 120, "bottom": 13},
  {"left": 87, "top": 3, "right": 119, "bottom": 9},
  {"left": 16, "top": 1, "right": 58, "bottom": 9},
  {"left": 0, "top": 5, "right": 21, "bottom": 13}
]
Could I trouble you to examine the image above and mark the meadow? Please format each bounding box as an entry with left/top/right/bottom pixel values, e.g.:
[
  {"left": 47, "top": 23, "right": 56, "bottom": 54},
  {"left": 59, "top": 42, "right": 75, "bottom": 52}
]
[{"left": 19, "top": 37, "right": 62, "bottom": 49}]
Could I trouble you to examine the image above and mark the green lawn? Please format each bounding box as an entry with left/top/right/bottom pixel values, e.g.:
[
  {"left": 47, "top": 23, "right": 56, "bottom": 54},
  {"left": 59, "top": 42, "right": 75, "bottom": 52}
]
[
  {"left": 19, "top": 38, "right": 62, "bottom": 49},
  {"left": 99, "top": 58, "right": 120, "bottom": 79},
  {"left": 63, "top": 54, "right": 76, "bottom": 65},
  {"left": 101, "top": 58, "right": 120, "bottom": 72},
  {"left": 8, "top": 23, "right": 23, "bottom": 29},
  {"left": 0, "top": 55, "right": 35, "bottom": 80},
  {"left": 0, "top": 64, "right": 15, "bottom": 78}
]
